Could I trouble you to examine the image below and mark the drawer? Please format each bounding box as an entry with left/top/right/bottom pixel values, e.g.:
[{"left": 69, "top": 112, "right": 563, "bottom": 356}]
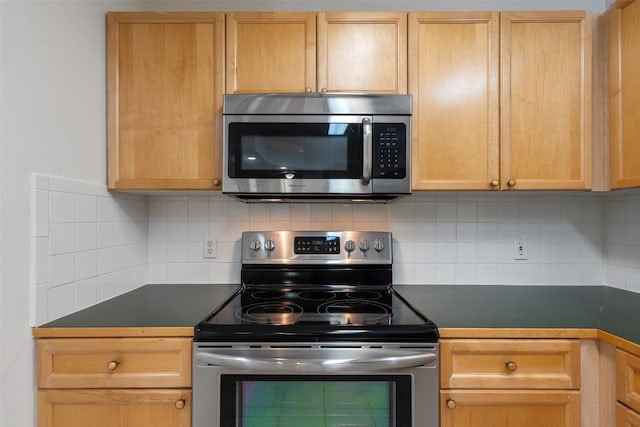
[
  {"left": 37, "top": 337, "right": 191, "bottom": 389},
  {"left": 617, "top": 349, "right": 640, "bottom": 413},
  {"left": 440, "top": 339, "right": 580, "bottom": 389},
  {"left": 617, "top": 402, "right": 640, "bottom": 427}
]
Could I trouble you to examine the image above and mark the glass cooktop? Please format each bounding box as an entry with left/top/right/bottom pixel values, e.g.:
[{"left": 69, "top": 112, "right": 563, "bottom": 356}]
[{"left": 194, "top": 285, "right": 439, "bottom": 343}]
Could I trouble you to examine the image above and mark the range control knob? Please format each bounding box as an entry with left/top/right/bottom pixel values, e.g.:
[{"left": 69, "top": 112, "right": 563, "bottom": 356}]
[
  {"left": 249, "top": 239, "right": 261, "bottom": 251},
  {"left": 344, "top": 240, "right": 356, "bottom": 252},
  {"left": 359, "top": 240, "right": 370, "bottom": 252},
  {"left": 264, "top": 239, "right": 275, "bottom": 251},
  {"left": 373, "top": 239, "right": 385, "bottom": 252}
]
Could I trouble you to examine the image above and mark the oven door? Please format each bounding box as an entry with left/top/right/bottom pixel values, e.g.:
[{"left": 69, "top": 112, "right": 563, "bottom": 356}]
[
  {"left": 193, "top": 343, "right": 439, "bottom": 427},
  {"left": 223, "top": 115, "right": 372, "bottom": 196}
]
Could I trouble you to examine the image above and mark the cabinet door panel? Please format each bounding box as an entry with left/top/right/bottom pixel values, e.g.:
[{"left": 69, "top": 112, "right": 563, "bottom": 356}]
[
  {"left": 37, "top": 338, "right": 191, "bottom": 389},
  {"left": 318, "top": 12, "right": 407, "bottom": 93},
  {"left": 610, "top": 0, "right": 640, "bottom": 188},
  {"left": 441, "top": 339, "right": 581, "bottom": 390},
  {"left": 617, "top": 402, "right": 640, "bottom": 426},
  {"left": 617, "top": 349, "right": 640, "bottom": 413},
  {"left": 226, "top": 12, "right": 316, "bottom": 93},
  {"left": 500, "top": 12, "right": 592, "bottom": 190},
  {"left": 440, "top": 390, "right": 581, "bottom": 427},
  {"left": 38, "top": 389, "right": 191, "bottom": 427},
  {"left": 107, "top": 13, "right": 224, "bottom": 190},
  {"left": 409, "top": 12, "right": 499, "bottom": 190}
]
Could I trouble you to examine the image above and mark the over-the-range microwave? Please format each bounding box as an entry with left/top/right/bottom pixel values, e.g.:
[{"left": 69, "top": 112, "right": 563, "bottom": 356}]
[{"left": 222, "top": 93, "right": 411, "bottom": 202}]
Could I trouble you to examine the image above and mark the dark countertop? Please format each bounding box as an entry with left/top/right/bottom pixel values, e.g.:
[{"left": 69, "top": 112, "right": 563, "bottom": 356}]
[
  {"left": 39, "top": 284, "right": 240, "bottom": 329},
  {"left": 37, "top": 284, "right": 640, "bottom": 346}
]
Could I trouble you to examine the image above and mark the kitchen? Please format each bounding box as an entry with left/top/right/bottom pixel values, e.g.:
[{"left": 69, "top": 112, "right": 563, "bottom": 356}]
[{"left": 2, "top": 0, "right": 640, "bottom": 426}]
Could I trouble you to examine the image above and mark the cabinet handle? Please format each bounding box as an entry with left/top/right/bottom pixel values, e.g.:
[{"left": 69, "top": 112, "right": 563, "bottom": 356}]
[
  {"left": 305, "top": 87, "right": 312, "bottom": 93},
  {"left": 212, "top": 178, "right": 220, "bottom": 186},
  {"left": 490, "top": 179, "right": 499, "bottom": 188},
  {"left": 507, "top": 179, "right": 517, "bottom": 187},
  {"left": 175, "top": 399, "right": 186, "bottom": 410},
  {"left": 505, "top": 360, "right": 518, "bottom": 372},
  {"left": 107, "top": 360, "right": 119, "bottom": 371},
  {"left": 446, "top": 398, "right": 457, "bottom": 409},
  {"left": 321, "top": 88, "right": 328, "bottom": 92}
]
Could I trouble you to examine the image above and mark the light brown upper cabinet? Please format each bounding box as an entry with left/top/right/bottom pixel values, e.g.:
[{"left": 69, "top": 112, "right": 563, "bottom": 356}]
[
  {"left": 501, "top": 11, "right": 592, "bottom": 190},
  {"left": 107, "top": 12, "right": 225, "bottom": 190},
  {"left": 609, "top": 0, "right": 640, "bottom": 189},
  {"left": 226, "top": 12, "right": 407, "bottom": 94},
  {"left": 409, "top": 12, "right": 500, "bottom": 190},
  {"left": 410, "top": 11, "right": 592, "bottom": 191}
]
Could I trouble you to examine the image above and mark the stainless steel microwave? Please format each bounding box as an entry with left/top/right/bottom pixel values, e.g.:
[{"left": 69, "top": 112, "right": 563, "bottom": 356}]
[{"left": 222, "top": 93, "right": 411, "bottom": 202}]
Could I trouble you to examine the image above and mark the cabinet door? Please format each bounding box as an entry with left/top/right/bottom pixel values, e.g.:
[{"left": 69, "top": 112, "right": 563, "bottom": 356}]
[
  {"left": 500, "top": 12, "right": 592, "bottom": 190},
  {"left": 617, "top": 402, "right": 640, "bottom": 426},
  {"left": 609, "top": 0, "right": 640, "bottom": 189},
  {"left": 226, "top": 12, "right": 316, "bottom": 93},
  {"left": 317, "top": 12, "right": 407, "bottom": 93},
  {"left": 617, "top": 348, "right": 640, "bottom": 413},
  {"left": 107, "top": 12, "right": 224, "bottom": 190},
  {"left": 38, "top": 389, "right": 191, "bottom": 427},
  {"left": 440, "top": 390, "right": 581, "bottom": 427},
  {"left": 408, "top": 13, "right": 499, "bottom": 190}
]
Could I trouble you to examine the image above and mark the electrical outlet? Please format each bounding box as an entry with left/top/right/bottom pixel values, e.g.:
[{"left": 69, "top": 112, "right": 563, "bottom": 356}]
[
  {"left": 513, "top": 238, "right": 528, "bottom": 260},
  {"left": 203, "top": 237, "right": 217, "bottom": 259}
]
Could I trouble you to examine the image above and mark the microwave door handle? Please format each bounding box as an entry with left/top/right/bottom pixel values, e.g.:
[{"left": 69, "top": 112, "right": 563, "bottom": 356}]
[{"left": 362, "top": 117, "right": 372, "bottom": 186}]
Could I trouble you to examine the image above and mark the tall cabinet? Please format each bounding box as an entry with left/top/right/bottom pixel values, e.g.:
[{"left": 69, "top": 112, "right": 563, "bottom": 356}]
[
  {"left": 410, "top": 11, "right": 592, "bottom": 191},
  {"left": 226, "top": 12, "right": 407, "bottom": 94},
  {"left": 107, "top": 12, "right": 225, "bottom": 190},
  {"left": 609, "top": 0, "right": 640, "bottom": 189}
]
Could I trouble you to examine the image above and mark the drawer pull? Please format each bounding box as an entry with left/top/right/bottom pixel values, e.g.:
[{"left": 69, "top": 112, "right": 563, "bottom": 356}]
[
  {"left": 107, "top": 360, "right": 120, "bottom": 371},
  {"left": 446, "top": 398, "right": 457, "bottom": 409},
  {"left": 175, "top": 399, "right": 186, "bottom": 410},
  {"left": 505, "top": 360, "right": 518, "bottom": 372}
]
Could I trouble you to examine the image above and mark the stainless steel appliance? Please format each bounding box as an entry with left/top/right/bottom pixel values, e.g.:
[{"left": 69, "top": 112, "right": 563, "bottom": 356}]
[
  {"left": 222, "top": 93, "right": 411, "bottom": 202},
  {"left": 193, "top": 231, "right": 439, "bottom": 427}
]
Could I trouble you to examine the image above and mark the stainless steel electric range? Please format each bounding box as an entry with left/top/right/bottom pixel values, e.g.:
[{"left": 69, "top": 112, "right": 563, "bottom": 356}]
[{"left": 193, "top": 231, "right": 439, "bottom": 427}]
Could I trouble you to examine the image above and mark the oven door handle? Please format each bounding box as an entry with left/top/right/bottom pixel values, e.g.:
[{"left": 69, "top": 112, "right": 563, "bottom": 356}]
[{"left": 196, "top": 348, "right": 436, "bottom": 372}]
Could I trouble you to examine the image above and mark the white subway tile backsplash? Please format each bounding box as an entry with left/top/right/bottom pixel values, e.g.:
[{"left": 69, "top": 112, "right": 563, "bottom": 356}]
[
  {"left": 31, "top": 173, "right": 640, "bottom": 323},
  {"left": 31, "top": 174, "right": 147, "bottom": 324},
  {"left": 50, "top": 192, "right": 76, "bottom": 223},
  {"left": 49, "top": 223, "right": 75, "bottom": 255},
  {"left": 75, "top": 250, "right": 97, "bottom": 280},
  {"left": 76, "top": 194, "right": 97, "bottom": 222},
  {"left": 33, "top": 190, "right": 49, "bottom": 237},
  {"left": 76, "top": 223, "right": 97, "bottom": 251}
]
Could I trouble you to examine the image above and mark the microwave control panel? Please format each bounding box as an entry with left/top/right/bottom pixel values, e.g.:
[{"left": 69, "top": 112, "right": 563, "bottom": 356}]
[{"left": 372, "top": 123, "right": 406, "bottom": 179}]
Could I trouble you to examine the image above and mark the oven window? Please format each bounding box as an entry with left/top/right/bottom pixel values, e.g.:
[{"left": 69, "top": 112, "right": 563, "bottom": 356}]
[
  {"left": 227, "top": 123, "right": 362, "bottom": 179},
  {"left": 220, "top": 375, "right": 411, "bottom": 427}
]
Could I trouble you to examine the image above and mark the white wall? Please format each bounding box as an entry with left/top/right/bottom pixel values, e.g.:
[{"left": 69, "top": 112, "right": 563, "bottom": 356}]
[{"left": 0, "top": 0, "right": 612, "bottom": 426}]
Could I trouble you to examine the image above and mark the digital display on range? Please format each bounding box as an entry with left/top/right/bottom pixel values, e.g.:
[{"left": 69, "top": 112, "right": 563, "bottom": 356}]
[{"left": 294, "top": 236, "right": 340, "bottom": 254}]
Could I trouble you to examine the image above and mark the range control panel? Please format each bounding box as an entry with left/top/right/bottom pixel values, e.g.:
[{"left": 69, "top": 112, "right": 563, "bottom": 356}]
[
  {"left": 294, "top": 236, "right": 340, "bottom": 254},
  {"left": 242, "top": 231, "right": 392, "bottom": 265}
]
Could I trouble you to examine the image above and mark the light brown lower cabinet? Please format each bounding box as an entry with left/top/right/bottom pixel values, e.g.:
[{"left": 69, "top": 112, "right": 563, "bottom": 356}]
[
  {"left": 440, "top": 390, "right": 581, "bottom": 427},
  {"left": 440, "top": 338, "right": 581, "bottom": 427},
  {"left": 38, "top": 389, "right": 191, "bottom": 427},
  {"left": 36, "top": 337, "right": 192, "bottom": 427}
]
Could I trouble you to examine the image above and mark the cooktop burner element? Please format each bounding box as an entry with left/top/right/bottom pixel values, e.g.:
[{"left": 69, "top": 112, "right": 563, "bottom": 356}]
[{"left": 194, "top": 231, "right": 438, "bottom": 343}]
